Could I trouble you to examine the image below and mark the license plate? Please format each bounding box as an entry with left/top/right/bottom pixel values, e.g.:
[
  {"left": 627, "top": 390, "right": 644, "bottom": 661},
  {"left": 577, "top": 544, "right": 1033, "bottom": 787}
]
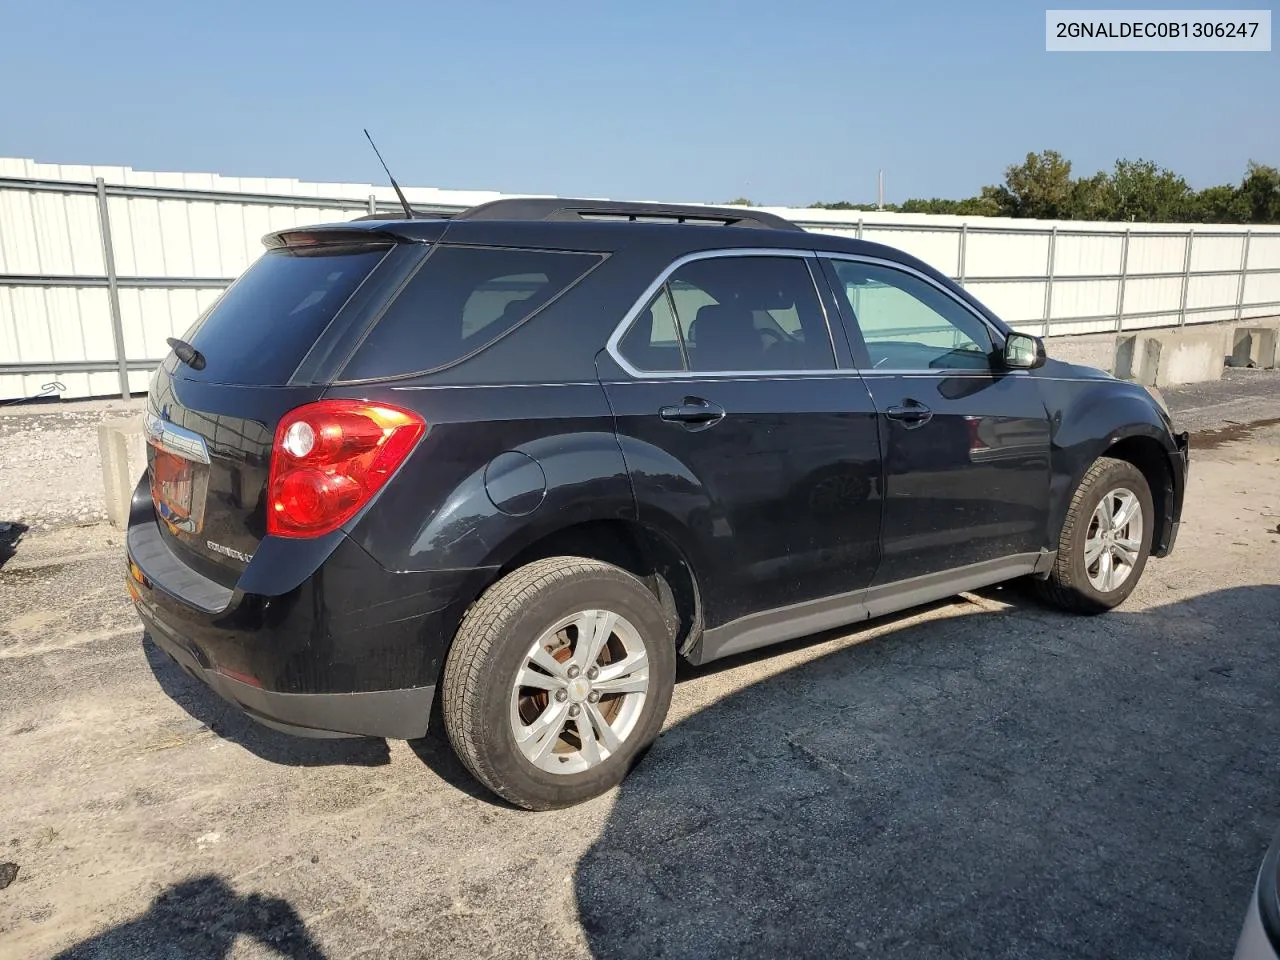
[{"left": 150, "top": 445, "right": 204, "bottom": 534}]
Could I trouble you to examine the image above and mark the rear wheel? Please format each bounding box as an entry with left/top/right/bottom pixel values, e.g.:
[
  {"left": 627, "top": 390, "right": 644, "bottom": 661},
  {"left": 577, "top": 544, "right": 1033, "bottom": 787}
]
[
  {"left": 441, "top": 557, "right": 676, "bottom": 810},
  {"left": 1034, "top": 456, "right": 1154, "bottom": 613}
]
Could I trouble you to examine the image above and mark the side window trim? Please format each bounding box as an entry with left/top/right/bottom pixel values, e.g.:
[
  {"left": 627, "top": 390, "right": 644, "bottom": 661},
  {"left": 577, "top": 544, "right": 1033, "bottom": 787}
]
[
  {"left": 662, "top": 283, "right": 692, "bottom": 371},
  {"left": 818, "top": 253, "right": 1010, "bottom": 375},
  {"left": 606, "top": 248, "right": 844, "bottom": 379},
  {"left": 814, "top": 257, "right": 870, "bottom": 370}
]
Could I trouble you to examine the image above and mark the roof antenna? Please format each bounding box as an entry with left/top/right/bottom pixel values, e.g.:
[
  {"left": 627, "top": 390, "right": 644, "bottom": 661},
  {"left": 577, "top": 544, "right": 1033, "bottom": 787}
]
[{"left": 363, "top": 128, "right": 414, "bottom": 219}]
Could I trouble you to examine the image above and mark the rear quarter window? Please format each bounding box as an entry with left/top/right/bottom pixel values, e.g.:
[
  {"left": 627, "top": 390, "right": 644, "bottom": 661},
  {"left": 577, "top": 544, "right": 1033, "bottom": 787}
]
[
  {"left": 340, "top": 245, "right": 604, "bottom": 380},
  {"left": 182, "top": 244, "right": 389, "bottom": 385}
]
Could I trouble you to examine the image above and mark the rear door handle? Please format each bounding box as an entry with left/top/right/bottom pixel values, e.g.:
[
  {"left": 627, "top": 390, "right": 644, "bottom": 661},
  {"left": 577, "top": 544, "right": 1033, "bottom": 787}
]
[
  {"left": 886, "top": 402, "right": 933, "bottom": 428},
  {"left": 660, "top": 397, "right": 726, "bottom": 429}
]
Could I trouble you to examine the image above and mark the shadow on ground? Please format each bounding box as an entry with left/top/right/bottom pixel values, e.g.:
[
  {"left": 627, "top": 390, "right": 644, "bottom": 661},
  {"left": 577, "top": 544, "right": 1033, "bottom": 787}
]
[
  {"left": 51, "top": 875, "right": 326, "bottom": 959},
  {"left": 575, "top": 584, "right": 1280, "bottom": 960},
  {"left": 0, "top": 520, "right": 27, "bottom": 569},
  {"left": 408, "top": 711, "right": 520, "bottom": 806},
  {"left": 142, "top": 636, "right": 390, "bottom": 768}
]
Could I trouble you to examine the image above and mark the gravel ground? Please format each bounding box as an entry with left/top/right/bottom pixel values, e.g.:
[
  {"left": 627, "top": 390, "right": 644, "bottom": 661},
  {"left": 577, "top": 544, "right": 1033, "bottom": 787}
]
[
  {"left": 0, "top": 371, "right": 1278, "bottom": 959},
  {"left": 0, "top": 398, "right": 144, "bottom": 530}
]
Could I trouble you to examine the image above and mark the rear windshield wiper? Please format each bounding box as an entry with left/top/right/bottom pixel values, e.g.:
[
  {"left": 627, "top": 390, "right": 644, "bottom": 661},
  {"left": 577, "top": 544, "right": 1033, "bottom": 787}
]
[{"left": 166, "top": 337, "right": 207, "bottom": 371}]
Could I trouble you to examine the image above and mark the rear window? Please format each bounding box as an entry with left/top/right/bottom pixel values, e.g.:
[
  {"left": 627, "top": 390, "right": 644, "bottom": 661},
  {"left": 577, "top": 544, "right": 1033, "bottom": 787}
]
[
  {"left": 339, "top": 245, "right": 603, "bottom": 380},
  {"left": 183, "top": 244, "right": 389, "bottom": 385}
]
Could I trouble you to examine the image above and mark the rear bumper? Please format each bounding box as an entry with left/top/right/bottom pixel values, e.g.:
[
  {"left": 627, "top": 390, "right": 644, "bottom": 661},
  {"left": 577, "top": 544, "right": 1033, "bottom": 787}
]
[
  {"left": 126, "top": 477, "right": 494, "bottom": 740},
  {"left": 143, "top": 607, "right": 435, "bottom": 739}
]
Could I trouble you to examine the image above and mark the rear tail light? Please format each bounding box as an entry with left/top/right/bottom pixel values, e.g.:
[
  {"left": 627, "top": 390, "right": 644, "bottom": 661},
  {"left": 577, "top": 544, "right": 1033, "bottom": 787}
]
[{"left": 267, "top": 400, "right": 426, "bottom": 538}]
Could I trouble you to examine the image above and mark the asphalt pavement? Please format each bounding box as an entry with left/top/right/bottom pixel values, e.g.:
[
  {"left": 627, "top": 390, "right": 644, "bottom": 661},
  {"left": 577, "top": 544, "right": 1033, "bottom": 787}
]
[{"left": 1, "top": 371, "right": 1279, "bottom": 959}]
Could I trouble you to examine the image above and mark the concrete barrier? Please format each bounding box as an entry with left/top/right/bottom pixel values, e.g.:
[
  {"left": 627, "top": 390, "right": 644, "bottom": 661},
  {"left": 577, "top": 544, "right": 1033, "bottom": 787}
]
[
  {"left": 1113, "top": 327, "right": 1231, "bottom": 387},
  {"left": 98, "top": 417, "right": 145, "bottom": 529},
  {"left": 1045, "top": 332, "right": 1118, "bottom": 374},
  {"left": 1044, "top": 315, "right": 1277, "bottom": 381},
  {"left": 1231, "top": 326, "right": 1280, "bottom": 369}
]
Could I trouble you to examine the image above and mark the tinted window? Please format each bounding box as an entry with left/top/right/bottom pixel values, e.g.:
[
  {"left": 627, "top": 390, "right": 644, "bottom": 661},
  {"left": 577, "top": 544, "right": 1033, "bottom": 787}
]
[
  {"left": 342, "top": 246, "right": 602, "bottom": 380},
  {"left": 617, "top": 288, "right": 684, "bottom": 372},
  {"left": 675, "top": 257, "right": 833, "bottom": 372},
  {"left": 830, "top": 261, "right": 994, "bottom": 371},
  {"left": 617, "top": 255, "right": 834, "bottom": 373},
  {"left": 183, "top": 244, "right": 388, "bottom": 385}
]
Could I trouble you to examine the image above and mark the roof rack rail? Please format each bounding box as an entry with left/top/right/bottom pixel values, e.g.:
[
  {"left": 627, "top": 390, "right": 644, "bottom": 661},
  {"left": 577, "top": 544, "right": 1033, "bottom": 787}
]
[{"left": 451, "top": 198, "right": 803, "bottom": 232}]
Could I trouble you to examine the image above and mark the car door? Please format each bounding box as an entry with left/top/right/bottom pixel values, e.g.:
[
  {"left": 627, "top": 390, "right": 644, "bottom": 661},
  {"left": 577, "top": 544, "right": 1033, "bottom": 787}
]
[
  {"left": 598, "top": 250, "right": 882, "bottom": 636},
  {"left": 818, "top": 255, "right": 1052, "bottom": 588}
]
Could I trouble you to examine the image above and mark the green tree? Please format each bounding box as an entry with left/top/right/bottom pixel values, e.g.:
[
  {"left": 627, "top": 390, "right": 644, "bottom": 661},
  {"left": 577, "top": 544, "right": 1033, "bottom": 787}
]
[
  {"left": 1190, "top": 184, "right": 1246, "bottom": 223},
  {"left": 975, "top": 184, "right": 1017, "bottom": 217},
  {"left": 898, "top": 198, "right": 956, "bottom": 214},
  {"left": 898, "top": 196, "right": 1002, "bottom": 216},
  {"left": 804, "top": 154, "right": 1279, "bottom": 224},
  {"left": 807, "top": 201, "right": 888, "bottom": 212},
  {"left": 1002, "top": 150, "right": 1075, "bottom": 219},
  {"left": 1110, "top": 159, "right": 1194, "bottom": 222},
  {"left": 725, "top": 197, "right": 755, "bottom": 206},
  {"left": 1066, "top": 172, "right": 1115, "bottom": 221},
  {"left": 1238, "top": 162, "right": 1280, "bottom": 223}
]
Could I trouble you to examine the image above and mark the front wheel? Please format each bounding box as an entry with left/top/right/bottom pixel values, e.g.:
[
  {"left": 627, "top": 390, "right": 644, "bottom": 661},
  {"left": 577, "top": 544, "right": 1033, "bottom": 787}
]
[
  {"left": 1034, "top": 456, "right": 1154, "bottom": 614},
  {"left": 440, "top": 557, "right": 676, "bottom": 810}
]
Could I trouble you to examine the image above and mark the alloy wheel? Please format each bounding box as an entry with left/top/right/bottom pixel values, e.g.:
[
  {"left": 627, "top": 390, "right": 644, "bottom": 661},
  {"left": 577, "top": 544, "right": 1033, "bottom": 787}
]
[
  {"left": 1084, "top": 487, "right": 1144, "bottom": 593},
  {"left": 509, "top": 609, "right": 650, "bottom": 775}
]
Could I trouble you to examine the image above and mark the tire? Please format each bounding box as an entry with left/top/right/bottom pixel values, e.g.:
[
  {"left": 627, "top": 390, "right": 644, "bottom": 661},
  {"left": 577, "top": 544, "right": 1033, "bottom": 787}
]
[
  {"left": 1034, "top": 456, "right": 1154, "bottom": 614},
  {"left": 440, "top": 556, "right": 676, "bottom": 810}
]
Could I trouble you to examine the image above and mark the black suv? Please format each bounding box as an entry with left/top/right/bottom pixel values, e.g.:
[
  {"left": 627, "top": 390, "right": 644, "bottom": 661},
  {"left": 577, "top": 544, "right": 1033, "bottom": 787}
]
[{"left": 127, "top": 198, "right": 1190, "bottom": 809}]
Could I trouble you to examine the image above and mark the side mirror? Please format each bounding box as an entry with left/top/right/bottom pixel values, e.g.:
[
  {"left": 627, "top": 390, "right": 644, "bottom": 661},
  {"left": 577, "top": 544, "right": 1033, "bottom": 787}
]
[{"left": 1003, "top": 333, "right": 1046, "bottom": 370}]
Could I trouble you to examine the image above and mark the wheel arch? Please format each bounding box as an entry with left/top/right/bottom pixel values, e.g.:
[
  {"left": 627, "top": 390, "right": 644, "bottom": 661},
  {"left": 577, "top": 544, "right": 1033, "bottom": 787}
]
[
  {"left": 1047, "top": 381, "right": 1183, "bottom": 559},
  {"left": 1104, "top": 434, "right": 1176, "bottom": 556},
  {"left": 462, "top": 518, "right": 704, "bottom": 659},
  {"left": 1050, "top": 422, "right": 1180, "bottom": 560}
]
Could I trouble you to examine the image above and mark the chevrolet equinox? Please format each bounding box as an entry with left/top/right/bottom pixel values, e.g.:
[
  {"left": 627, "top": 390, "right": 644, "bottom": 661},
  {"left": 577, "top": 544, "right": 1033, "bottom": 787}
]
[{"left": 127, "top": 198, "right": 1190, "bottom": 809}]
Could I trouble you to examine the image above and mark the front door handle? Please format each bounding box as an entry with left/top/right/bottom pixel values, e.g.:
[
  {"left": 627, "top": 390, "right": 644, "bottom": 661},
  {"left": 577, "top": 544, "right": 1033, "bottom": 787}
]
[
  {"left": 660, "top": 397, "right": 726, "bottom": 429},
  {"left": 886, "top": 401, "right": 933, "bottom": 428}
]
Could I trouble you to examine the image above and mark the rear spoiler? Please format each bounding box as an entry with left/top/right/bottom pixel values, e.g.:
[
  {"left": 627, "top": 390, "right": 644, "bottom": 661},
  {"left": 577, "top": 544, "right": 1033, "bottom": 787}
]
[{"left": 262, "top": 227, "right": 412, "bottom": 249}]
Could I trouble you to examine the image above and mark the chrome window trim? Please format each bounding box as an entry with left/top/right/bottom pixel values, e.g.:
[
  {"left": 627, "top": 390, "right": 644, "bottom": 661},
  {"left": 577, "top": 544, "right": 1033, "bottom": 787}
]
[
  {"left": 604, "top": 247, "right": 847, "bottom": 380},
  {"left": 819, "top": 252, "right": 1011, "bottom": 373}
]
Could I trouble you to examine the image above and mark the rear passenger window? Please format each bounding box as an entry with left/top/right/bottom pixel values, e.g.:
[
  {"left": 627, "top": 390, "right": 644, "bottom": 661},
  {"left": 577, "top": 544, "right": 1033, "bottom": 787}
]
[
  {"left": 341, "top": 246, "right": 602, "bottom": 379},
  {"left": 616, "top": 255, "right": 835, "bottom": 373}
]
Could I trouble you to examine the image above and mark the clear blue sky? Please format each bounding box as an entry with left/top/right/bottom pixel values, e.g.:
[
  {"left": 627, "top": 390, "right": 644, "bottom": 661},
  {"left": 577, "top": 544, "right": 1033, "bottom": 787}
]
[{"left": 1, "top": 0, "right": 1276, "bottom": 205}]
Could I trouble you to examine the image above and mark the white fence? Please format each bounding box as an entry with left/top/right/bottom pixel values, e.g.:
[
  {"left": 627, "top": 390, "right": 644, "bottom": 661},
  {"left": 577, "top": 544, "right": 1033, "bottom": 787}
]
[{"left": 3, "top": 156, "right": 1279, "bottom": 401}]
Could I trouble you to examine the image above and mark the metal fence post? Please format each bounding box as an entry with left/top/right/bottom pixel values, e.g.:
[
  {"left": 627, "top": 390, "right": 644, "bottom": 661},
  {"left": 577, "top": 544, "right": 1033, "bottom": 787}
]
[
  {"left": 1236, "top": 230, "right": 1253, "bottom": 321},
  {"left": 1177, "top": 228, "right": 1194, "bottom": 326},
  {"left": 1042, "top": 226, "right": 1058, "bottom": 337},
  {"left": 367, "top": 193, "right": 377, "bottom": 216},
  {"left": 95, "top": 177, "right": 130, "bottom": 400},
  {"left": 1114, "top": 229, "right": 1132, "bottom": 332},
  {"left": 856, "top": 218, "right": 864, "bottom": 240}
]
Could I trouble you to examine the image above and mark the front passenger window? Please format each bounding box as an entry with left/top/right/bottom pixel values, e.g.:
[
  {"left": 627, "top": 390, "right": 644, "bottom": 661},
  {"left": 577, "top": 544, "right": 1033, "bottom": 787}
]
[{"left": 829, "top": 261, "right": 994, "bottom": 371}]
